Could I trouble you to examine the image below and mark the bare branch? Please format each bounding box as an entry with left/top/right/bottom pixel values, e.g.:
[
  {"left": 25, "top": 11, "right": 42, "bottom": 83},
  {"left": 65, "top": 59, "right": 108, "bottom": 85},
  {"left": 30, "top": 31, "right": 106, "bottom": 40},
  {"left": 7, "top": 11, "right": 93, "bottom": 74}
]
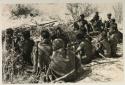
[
  {"left": 66, "top": 3, "right": 97, "bottom": 21},
  {"left": 113, "top": 2, "right": 123, "bottom": 23}
]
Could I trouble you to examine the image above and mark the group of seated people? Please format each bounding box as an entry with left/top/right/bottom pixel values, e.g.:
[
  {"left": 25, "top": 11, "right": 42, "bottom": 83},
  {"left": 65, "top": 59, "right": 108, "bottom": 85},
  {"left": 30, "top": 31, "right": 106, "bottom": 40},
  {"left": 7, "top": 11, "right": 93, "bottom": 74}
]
[
  {"left": 31, "top": 25, "right": 121, "bottom": 82},
  {"left": 5, "top": 12, "right": 121, "bottom": 82},
  {"left": 30, "top": 12, "right": 122, "bottom": 82},
  {"left": 32, "top": 30, "right": 83, "bottom": 82}
]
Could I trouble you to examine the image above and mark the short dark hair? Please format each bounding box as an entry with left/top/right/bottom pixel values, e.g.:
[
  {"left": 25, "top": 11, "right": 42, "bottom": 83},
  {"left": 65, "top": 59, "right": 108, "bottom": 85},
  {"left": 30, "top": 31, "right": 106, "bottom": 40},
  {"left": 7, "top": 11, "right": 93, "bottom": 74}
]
[
  {"left": 52, "top": 38, "right": 64, "bottom": 50},
  {"left": 95, "top": 12, "right": 99, "bottom": 14},
  {"left": 6, "top": 28, "right": 13, "bottom": 35},
  {"left": 107, "top": 13, "right": 112, "bottom": 16},
  {"left": 23, "top": 30, "right": 30, "bottom": 39},
  {"left": 80, "top": 14, "right": 85, "bottom": 18},
  {"left": 41, "top": 30, "right": 50, "bottom": 39}
]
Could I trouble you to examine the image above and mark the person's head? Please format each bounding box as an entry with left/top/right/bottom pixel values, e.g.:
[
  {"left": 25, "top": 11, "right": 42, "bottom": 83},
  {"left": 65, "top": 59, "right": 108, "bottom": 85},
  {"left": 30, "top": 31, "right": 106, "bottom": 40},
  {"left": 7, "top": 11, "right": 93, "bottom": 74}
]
[
  {"left": 52, "top": 38, "right": 65, "bottom": 51},
  {"left": 56, "top": 26, "right": 62, "bottom": 33},
  {"left": 80, "top": 14, "right": 85, "bottom": 20},
  {"left": 6, "top": 28, "right": 13, "bottom": 36},
  {"left": 95, "top": 11, "right": 99, "bottom": 15},
  {"left": 56, "top": 26, "right": 64, "bottom": 36},
  {"left": 23, "top": 30, "right": 30, "bottom": 39},
  {"left": 107, "top": 13, "right": 112, "bottom": 19},
  {"left": 41, "top": 30, "right": 50, "bottom": 39}
]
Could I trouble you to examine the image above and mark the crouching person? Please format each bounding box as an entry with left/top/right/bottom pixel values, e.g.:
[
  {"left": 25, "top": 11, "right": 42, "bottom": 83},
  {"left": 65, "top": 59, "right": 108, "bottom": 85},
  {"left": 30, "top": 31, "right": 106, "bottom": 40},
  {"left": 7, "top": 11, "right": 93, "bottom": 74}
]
[
  {"left": 33, "top": 30, "right": 52, "bottom": 73},
  {"left": 22, "top": 30, "right": 35, "bottom": 65},
  {"left": 45, "top": 38, "right": 82, "bottom": 82},
  {"left": 108, "top": 20, "right": 119, "bottom": 57},
  {"left": 97, "top": 31, "right": 111, "bottom": 57},
  {"left": 76, "top": 34, "right": 94, "bottom": 64}
]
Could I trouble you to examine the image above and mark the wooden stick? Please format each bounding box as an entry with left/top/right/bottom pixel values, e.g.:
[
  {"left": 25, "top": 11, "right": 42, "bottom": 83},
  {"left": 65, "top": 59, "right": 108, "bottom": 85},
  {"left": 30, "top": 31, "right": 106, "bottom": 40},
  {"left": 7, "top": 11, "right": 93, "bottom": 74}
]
[
  {"left": 99, "top": 53, "right": 106, "bottom": 58},
  {"left": 51, "top": 69, "right": 75, "bottom": 83}
]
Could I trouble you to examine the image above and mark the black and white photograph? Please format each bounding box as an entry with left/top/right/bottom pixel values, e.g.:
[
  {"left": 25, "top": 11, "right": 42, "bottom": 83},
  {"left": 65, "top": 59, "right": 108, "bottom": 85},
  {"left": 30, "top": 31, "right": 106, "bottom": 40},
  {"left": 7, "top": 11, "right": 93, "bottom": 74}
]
[{"left": 0, "top": 0, "right": 124, "bottom": 84}]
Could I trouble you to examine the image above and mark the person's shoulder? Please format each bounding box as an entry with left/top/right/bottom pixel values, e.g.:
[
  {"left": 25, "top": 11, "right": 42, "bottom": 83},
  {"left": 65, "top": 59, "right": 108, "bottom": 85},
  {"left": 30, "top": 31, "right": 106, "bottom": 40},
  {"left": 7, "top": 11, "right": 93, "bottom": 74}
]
[
  {"left": 80, "top": 41, "right": 85, "bottom": 44},
  {"left": 78, "top": 19, "right": 81, "bottom": 22},
  {"left": 80, "top": 41, "right": 85, "bottom": 46},
  {"left": 105, "top": 18, "right": 109, "bottom": 21},
  {"left": 84, "top": 19, "right": 88, "bottom": 23},
  {"left": 38, "top": 41, "right": 47, "bottom": 46},
  {"left": 78, "top": 19, "right": 87, "bottom": 22},
  {"left": 98, "top": 19, "right": 102, "bottom": 22}
]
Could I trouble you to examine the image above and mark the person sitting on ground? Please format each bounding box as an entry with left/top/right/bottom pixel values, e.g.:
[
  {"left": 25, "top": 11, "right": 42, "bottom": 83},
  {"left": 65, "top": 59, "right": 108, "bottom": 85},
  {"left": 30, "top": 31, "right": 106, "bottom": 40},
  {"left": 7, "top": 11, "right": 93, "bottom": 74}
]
[
  {"left": 108, "top": 19, "right": 123, "bottom": 43},
  {"left": 108, "top": 19, "right": 120, "bottom": 57},
  {"left": 78, "top": 14, "right": 89, "bottom": 35},
  {"left": 108, "top": 18, "right": 118, "bottom": 35},
  {"left": 97, "top": 30, "right": 111, "bottom": 57},
  {"left": 32, "top": 30, "right": 52, "bottom": 73},
  {"left": 104, "top": 13, "right": 112, "bottom": 31},
  {"left": 76, "top": 33, "right": 94, "bottom": 64},
  {"left": 92, "top": 12, "right": 99, "bottom": 21},
  {"left": 90, "top": 12, "right": 103, "bottom": 32},
  {"left": 45, "top": 38, "right": 82, "bottom": 82},
  {"left": 22, "top": 30, "right": 35, "bottom": 65},
  {"left": 51, "top": 26, "right": 69, "bottom": 48}
]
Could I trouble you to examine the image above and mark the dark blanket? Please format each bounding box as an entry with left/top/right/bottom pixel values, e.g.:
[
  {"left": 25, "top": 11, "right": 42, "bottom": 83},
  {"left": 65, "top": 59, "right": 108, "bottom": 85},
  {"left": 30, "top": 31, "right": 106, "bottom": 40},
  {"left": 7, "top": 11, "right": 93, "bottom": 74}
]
[{"left": 50, "top": 49, "right": 78, "bottom": 77}]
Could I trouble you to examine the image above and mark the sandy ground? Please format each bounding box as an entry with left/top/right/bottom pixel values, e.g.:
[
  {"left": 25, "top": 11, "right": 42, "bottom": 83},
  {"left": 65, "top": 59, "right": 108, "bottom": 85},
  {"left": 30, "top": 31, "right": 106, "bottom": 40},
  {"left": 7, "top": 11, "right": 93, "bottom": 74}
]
[
  {"left": 78, "top": 57, "right": 124, "bottom": 82},
  {"left": 8, "top": 43, "right": 123, "bottom": 84},
  {"left": 78, "top": 43, "right": 124, "bottom": 82}
]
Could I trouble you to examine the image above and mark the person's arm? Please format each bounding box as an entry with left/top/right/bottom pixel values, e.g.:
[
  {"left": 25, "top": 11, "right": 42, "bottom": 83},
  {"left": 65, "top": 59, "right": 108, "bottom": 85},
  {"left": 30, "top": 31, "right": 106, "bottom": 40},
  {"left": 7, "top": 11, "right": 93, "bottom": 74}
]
[
  {"left": 100, "top": 20, "right": 104, "bottom": 31},
  {"left": 85, "top": 21, "right": 89, "bottom": 34},
  {"left": 76, "top": 42, "right": 84, "bottom": 54},
  {"left": 114, "top": 23, "right": 118, "bottom": 31},
  {"left": 50, "top": 51, "right": 56, "bottom": 60},
  {"left": 38, "top": 50, "right": 44, "bottom": 69},
  {"left": 76, "top": 46, "right": 81, "bottom": 54},
  {"left": 33, "top": 41, "right": 39, "bottom": 73}
]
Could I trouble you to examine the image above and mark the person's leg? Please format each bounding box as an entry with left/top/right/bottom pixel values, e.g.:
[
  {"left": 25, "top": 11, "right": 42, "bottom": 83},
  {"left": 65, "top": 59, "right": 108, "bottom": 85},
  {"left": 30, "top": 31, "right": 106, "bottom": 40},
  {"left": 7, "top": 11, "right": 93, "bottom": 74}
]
[
  {"left": 81, "top": 55, "right": 92, "bottom": 64},
  {"left": 33, "top": 53, "right": 38, "bottom": 73},
  {"left": 112, "top": 44, "right": 117, "bottom": 57},
  {"left": 111, "top": 43, "right": 117, "bottom": 57}
]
